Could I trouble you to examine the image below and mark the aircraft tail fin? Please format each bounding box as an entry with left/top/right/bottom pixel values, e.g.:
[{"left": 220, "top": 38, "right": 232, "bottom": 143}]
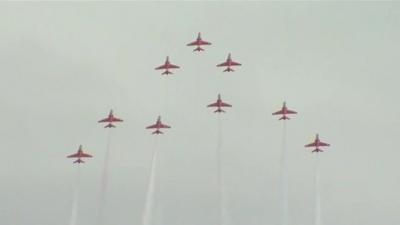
[
  {"left": 223, "top": 67, "right": 234, "bottom": 72},
  {"left": 105, "top": 123, "right": 115, "bottom": 128},
  {"left": 152, "top": 130, "right": 163, "bottom": 135},
  {"left": 214, "top": 108, "right": 225, "bottom": 113},
  {"left": 312, "top": 149, "right": 323, "bottom": 153},
  {"left": 279, "top": 115, "right": 290, "bottom": 120},
  {"left": 162, "top": 70, "right": 173, "bottom": 75},
  {"left": 194, "top": 46, "right": 204, "bottom": 51},
  {"left": 74, "top": 159, "right": 84, "bottom": 164}
]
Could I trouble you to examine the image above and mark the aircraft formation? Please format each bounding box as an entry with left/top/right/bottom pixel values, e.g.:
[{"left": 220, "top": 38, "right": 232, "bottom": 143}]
[
  {"left": 66, "top": 31, "right": 330, "bottom": 162},
  {"left": 65, "top": 32, "right": 331, "bottom": 225}
]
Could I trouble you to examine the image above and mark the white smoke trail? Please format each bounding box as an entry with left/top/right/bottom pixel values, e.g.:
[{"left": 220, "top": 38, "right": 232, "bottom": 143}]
[
  {"left": 98, "top": 129, "right": 112, "bottom": 225},
  {"left": 314, "top": 154, "right": 321, "bottom": 225},
  {"left": 142, "top": 138, "right": 159, "bottom": 225},
  {"left": 280, "top": 121, "right": 288, "bottom": 225},
  {"left": 69, "top": 164, "right": 81, "bottom": 225}
]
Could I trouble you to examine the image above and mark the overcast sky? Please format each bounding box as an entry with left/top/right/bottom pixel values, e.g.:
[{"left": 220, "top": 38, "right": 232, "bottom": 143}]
[{"left": 1, "top": 2, "right": 400, "bottom": 225}]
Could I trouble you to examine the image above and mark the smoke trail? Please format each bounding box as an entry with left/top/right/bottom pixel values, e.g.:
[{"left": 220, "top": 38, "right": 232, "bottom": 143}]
[
  {"left": 98, "top": 129, "right": 112, "bottom": 225},
  {"left": 314, "top": 154, "right": 321, "bottom": 225},
  {"left": 141, "top": 138, "right": 159, "bottom": 225},
  {"left": 280, "top": 121, "right": 288, "bottom": 225},
  {"left": 69, "top": 165, "right": 81, "bottom": 225}
]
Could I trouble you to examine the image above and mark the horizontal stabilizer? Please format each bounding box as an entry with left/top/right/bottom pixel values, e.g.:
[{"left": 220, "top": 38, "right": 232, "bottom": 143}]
[
  {"left": 152, "top": 130, "right": 163, "bottom": 135},
  {"left": 73, "top": 159, "right": 84, "bottom": 164},
  {"left": 105, "top": 123, "right": 116, "bottom": 128},
  {"left": 214, "top": 109, "right": 226, "bottom": 113},
  {"left": 194, "top": 46, "right": 204, "bottom": 51},
  {"left": 279, "top": 116, "right": 290, "bottom": 120},
  {"left": 223, "top": 67, "right": 234, "bottom": 72},
  {"left": 162, "top": 70, "right": 173, "bottom": 75},
  {"left": 312, "top": 149, "right": 323, "bottom": 153}
]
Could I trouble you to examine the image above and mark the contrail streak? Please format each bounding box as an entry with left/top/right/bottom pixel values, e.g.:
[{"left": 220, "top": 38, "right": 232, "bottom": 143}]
[
  {"left": 142, "top": 138, "right": 159, "bottom": 225},
  {"left": 280, "top": 121, "right": 288, "bottom": 225},
  {"left": 98, "top": 129, "right": 112, "bottom": 225},
  {"left": 314, "top": 154, "right": 321, "bottom": 225},
  {"left": 69, "top": 165, "right": 81, "bottom": 225}
]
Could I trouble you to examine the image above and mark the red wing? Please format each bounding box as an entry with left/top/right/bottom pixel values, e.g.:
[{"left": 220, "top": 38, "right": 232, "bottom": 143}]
[
  {"left": 98, "top": 118, "right": 110, "bottom": 123},
  {"left": 221, "top": 102, "right": 232, "bottom": 107},
  {"left": 67, "top": 153, "right": 79, "bottom": 158},
  {"left": 111, "top": 117, "right": 123, "bottom": 122},
  {"left": 286, "top": 110, "right": 297, "bottom": 114},
  {"left": 217, "top": 61, "right": 229, "bottom": 67},
  {"left": 80, "top": 153, "right": 92, "bottom": 158},
  {"left": 230, "top": 61, "right": 241, "bottom": 66},
  {"left": 207, "top": 102, "right": 219, "bottom": 107},
  {"left": 198, "top": 40, "right": 211, "bottom": 45},
  {"left": 155, "top": 64, "right": 168, "bottom": 70},
  {"left": 168, "top": 64, "right": 180, "bottom": 69},
  {"left": 272, "top": 110, "right": 284, "bottom": 115},
  {"left": 160, "top": 124, "right": 171, "bottom": 129},
  {"left": 319, "top": 142, "right": 330, "bottom": 147},
  {"left": 146, "top": 124, "right": 158, "bottom": 129},
  {"left": 305, "top": 142, "right": 317, "bottom": 147},
  {"left": 187, "top": 41, "right": 198, "bottom": 46}
]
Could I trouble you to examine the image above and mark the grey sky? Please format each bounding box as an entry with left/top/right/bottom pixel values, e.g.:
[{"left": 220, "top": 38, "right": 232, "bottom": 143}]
[{"left": 1, "top": 2, "right": 399, "bottom": 225}]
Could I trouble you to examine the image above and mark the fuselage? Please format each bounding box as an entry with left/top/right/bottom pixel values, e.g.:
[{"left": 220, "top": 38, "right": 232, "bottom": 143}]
[{"left": 155, "top": 121, "right": 162, "bottom": 129}]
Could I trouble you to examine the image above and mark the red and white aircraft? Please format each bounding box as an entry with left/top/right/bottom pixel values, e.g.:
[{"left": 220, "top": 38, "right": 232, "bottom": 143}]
[
  {"left": 305, "top": 134, "right": 330, "bottom": 153},
  {"left": 207, "top": 94, "right": 232, "bottom": 113},
  {"left": 98, "top": 110, "right": 123, "bottom": 128},
  {"left": 217, "top": 53, "right": 241, "bottom": 72},
  {"left": 272, "top": 102, "right": 297, "bottom": 120},
  {"left": 155, "top": 56, "right": 180, "bottom": 75},
  {"left": 67, "top": 145, "right": 93, "bottom": 163},
  {"left": 146, "top": 116, "right": 171, "bottom": 134},
  {"left": 187, "top": 32, "right": 211, "bottom": 51}
]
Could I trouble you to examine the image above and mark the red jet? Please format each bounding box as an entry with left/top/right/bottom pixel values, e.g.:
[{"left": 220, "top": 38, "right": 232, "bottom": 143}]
[
  {"left": 155, "top": 56, "right": 180, "bottom": 75},
  {"left": 98, "top": 110, "right": 123, "bottom": 128},
  {"left": 146, "top": 116, "right": 171, "bottom": 134},
  {"left": 207, "top": 94, "right": 232, "bottom": 113},
  {"left": 272, "top": 102, "right": 297, "bottom": 120},
  {"left": 305, "top": 134, "right": 330, "bottom": 153},
  {"left": 217, "top": 53, "right": 241, "bottom": 72},
  {"left": 67, "top": 145, "right": 93, "bottom": 163},
  {"left": 187, "top": 32, "right": 211, "bottom": 51}
]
